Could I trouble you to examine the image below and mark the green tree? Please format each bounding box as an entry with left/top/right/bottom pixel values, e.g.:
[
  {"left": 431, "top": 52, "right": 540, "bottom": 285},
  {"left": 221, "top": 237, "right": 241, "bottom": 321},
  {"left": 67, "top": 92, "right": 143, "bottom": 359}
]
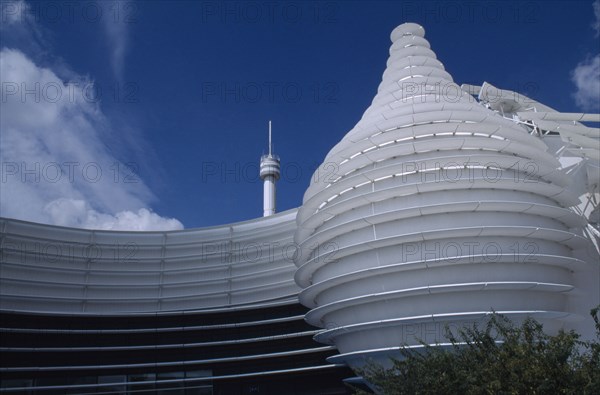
[{"left": 354, "top": 308, "right": 600, "bottom": 395}]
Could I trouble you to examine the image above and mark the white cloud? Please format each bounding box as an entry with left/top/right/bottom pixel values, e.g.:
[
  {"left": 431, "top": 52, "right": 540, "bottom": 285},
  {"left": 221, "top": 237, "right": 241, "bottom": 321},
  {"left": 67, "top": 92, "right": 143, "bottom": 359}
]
[
  {"left": 572, "top": 54, "right": 600, "bottom": 112},
  {"left": 1, "top": 0, "right": 182, "bottom": 231},
  {"left": 0, "top": 48, "right": 183, "bottom": 231},
  {"left": 43, "top": 198, "right": 183, "bottom": 231},
  {"left": 571, "top": 1, "right": 600, "bottom": 112}
]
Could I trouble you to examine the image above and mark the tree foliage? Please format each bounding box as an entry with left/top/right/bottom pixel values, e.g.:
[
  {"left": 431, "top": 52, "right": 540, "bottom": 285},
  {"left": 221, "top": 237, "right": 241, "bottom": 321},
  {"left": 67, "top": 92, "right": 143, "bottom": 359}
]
[{"left": 355, "top": 308, "right": 600, "bottom": 395}]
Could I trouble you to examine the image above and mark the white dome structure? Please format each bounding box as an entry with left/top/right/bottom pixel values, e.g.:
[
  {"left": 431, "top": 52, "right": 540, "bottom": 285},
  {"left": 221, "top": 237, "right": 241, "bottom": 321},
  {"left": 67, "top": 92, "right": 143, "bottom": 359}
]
[{"left": 294, "top": 23, "right": 599, "bottom": 369}]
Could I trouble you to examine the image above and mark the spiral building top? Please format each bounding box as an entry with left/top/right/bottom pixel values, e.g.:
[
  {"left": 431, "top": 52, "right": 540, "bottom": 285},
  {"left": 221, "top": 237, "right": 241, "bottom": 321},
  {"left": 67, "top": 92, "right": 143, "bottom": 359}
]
[{"left": 294, "top": 22, "right": 596, "bottom": 369}]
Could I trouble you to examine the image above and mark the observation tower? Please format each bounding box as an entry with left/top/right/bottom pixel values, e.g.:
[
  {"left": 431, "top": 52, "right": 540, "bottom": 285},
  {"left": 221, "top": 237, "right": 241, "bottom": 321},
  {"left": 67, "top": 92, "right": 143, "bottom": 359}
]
[{"left": 260, "top": 121, "right": 281, "bottom": 217}]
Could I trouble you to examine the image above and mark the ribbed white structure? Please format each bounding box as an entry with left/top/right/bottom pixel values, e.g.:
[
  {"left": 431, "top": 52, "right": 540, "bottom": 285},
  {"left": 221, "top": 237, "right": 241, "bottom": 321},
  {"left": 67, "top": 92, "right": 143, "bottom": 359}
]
[
  {"left": 294, "top": 23, "right": 594, "bottom": 368},
  {"left": 0, "top": 209, "right": 299, "bottom": 314}
]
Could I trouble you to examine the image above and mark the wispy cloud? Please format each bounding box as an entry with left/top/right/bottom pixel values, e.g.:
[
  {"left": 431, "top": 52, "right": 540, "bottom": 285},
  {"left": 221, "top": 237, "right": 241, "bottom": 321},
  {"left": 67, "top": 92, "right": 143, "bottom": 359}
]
[
  {"left": 0, "top": 0, "right": 47, "bottom": 59},
  {"left": 0, "top": 0, "right": 27, "bottom": 24},
  {"left": 571, "top": 0, "right": 600, "bottom": 111},
  {"left": 593, "top": 0, "right": 600, "bottom": 37},
  {"left": 101, "top": 0, "right": 131, "bottom": 81}
]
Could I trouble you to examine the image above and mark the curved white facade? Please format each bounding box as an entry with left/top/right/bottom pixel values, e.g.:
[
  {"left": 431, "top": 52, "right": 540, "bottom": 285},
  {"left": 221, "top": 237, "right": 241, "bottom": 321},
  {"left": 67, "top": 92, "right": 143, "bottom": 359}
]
[
  {"left": 0, "top": 209, "right": 299, "bottom": 314},
  {"left": 0, "top": 210, "right": 355, "bottom": 394},
  {"left": 294, "top": 23, "right": 599, "bottom": 368}
]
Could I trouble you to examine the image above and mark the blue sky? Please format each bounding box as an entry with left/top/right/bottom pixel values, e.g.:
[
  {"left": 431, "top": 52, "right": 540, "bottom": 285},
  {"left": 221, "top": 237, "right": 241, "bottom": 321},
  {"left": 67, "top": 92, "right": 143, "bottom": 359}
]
[{"left": 1, "top": 0, "right": 599, "bottom": 230}]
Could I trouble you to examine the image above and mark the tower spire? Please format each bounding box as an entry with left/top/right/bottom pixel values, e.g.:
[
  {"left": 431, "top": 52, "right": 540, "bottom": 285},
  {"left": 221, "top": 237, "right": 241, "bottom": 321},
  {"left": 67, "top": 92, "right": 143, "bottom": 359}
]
[
  {"left": 260, "top": 120, "right": 280, "bottom": 216},
  {"left": 269, "top": 120, "right": 272, "bottom": 156}
]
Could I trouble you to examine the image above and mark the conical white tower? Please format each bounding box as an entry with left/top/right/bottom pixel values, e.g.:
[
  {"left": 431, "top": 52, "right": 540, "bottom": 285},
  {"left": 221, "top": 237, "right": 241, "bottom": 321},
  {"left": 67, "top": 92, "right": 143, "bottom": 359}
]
[{"left": 294, "top": 23, "right": 593, "bottom": 370}]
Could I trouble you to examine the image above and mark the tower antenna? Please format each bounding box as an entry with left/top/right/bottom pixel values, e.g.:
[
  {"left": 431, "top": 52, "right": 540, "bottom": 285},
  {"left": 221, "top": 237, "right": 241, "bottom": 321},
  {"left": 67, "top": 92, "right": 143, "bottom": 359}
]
[{"left": 269, "top": 120, "right": 272, "bottom": 156}]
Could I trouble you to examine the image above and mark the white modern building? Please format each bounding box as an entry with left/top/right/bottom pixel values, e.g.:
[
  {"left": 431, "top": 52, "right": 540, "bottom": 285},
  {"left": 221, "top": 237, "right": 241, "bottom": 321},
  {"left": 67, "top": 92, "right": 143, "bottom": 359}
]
[
  {"left": 294, "top": 22, "right": 600, "bottom": 371},
  {"left": 1, "top": 22, "right": 598, "bottom": 394}
]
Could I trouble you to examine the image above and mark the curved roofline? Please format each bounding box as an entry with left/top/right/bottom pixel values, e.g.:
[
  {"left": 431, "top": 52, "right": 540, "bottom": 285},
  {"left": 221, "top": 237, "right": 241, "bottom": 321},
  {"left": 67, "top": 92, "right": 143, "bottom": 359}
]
[{"left": 0, "top": 207, "right": 299, "bottom": 235}]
